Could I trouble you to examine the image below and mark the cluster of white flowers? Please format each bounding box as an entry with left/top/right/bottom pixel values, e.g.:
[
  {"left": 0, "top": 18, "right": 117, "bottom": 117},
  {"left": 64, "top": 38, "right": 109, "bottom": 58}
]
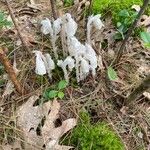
[{"left": 34, "top": 13, "right": 104, "bottom": 82}]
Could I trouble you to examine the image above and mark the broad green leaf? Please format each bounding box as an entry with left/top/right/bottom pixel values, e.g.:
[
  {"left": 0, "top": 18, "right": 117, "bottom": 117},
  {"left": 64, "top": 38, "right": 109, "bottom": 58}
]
[
  {"left": 58, "top": 91, "right": 65, "bottom": 99},
  {"left": 118, "top": 9, "right": 130, "bottom": 17},
  {"left": 107, "top": 67, "right": 118, "bottom": 81},
  {"left": 140, "top": 32, "right": 150, "bottom": 43},
  {"left": 48, "top": 90, "right": 58, "bottom": 99},
  {"left": 58, "top": 80, "right": 68, "bottom": 90}
]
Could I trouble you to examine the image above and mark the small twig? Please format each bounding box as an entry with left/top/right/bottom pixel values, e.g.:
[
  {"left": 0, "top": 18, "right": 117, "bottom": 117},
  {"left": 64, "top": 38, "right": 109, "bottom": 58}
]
[
  {"left": 49, "top": 0, "right": 58, "bottom": 19},
  {"left": 112, "top": 0, "right": 149, "bottom": 66},
  {"left": 5, "top": 0, "right": 31, "bottom": 54},
  {"left": 0, "top": 47, "right": 26, "bottom": 94},
  {"left": 126, "top": 74, "right": 150, "bottom": 105}
]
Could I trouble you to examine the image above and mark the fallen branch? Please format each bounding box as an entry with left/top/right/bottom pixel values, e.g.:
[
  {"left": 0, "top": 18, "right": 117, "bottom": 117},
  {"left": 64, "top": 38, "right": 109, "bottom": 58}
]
[
  {"left": 0, "top": 47, "right": 26, "bottom": 95},
  {"left": 112, "top": 0, "right": 149, "bottom": 66},
  {"left": 126, "top": 74, "right": 150, "bottom": 105},
  {"left": 5, "top": 0, "right": 31, "bottom": 54},
  {"left": 49, "top": 0, "right": 58, "bottom": 19}
]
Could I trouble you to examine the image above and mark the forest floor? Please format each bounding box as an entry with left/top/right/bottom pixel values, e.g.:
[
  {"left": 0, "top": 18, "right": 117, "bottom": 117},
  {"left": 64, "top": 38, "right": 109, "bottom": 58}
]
[{"left": 0, "top": 0, "right": 150, "bottom": 150}]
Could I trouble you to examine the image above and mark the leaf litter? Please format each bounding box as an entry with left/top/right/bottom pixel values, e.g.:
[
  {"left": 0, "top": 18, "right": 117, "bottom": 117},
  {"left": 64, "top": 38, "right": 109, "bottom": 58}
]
[{"left": 15, "top": 95, "right": 77, "bottom": 149}]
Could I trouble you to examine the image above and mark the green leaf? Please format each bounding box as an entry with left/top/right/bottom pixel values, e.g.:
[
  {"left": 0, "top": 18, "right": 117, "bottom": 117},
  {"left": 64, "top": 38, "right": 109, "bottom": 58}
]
[
  {"left": 107, "top": 67, "right": 118, "bottom": 81},
  {"left": 58, "top": 80, "right": 68, "bottom": 90},
  {"left": 118, "top": 9, "right": 130, "bottom": 17},
  {"left": 140, "top": 32, "right": 150, "bottom": 43},
  {"left": 48, "top": 90, "right": 58, "bottom": 99},
  {"left": 114, "top": 33, "right": 123, "bottom": 40},
  {"left": 0, "top": 12, "right": 5, "bottom": 21},
  {"left": 58, "top": 91, "right": 65, "bottom": 99},
  {"left": 144, "top": 43, "right": 150, "bottom": 48}
]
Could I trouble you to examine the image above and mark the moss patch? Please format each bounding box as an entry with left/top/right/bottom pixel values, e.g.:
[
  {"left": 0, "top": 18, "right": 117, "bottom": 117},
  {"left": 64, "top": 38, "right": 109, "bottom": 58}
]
[
  {"left": 92, "top": 0, "right": 150, "bottom": 22},
  {"left": 62, "top": 112, "right": 124, "bottom": 150}
]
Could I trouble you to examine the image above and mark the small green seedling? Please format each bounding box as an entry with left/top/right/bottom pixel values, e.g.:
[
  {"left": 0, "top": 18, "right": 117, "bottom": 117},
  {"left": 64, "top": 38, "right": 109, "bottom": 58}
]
[
  {"left": 64, "top": 0, "right": 74, "bottom": 6},
  {"left": 44, "top": 80, "right": 68, "bottom": 100},
  {"left": 0, "top": 11, "right": 12, "bottom": 30},
  {"left": 107, "top": 66, "right": 118, "bottom": 81},
  {"left": 114, "top": 9, "right": 138, "bottom": 40},
  {"left": 140, "top": 31, "right": 150, "bottom": 48}
]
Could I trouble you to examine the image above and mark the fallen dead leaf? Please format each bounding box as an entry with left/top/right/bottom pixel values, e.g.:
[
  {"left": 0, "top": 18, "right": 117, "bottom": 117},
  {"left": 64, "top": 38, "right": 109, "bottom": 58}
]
[{"left": 16, "top": 95, "right": 77, "bottom": 149}]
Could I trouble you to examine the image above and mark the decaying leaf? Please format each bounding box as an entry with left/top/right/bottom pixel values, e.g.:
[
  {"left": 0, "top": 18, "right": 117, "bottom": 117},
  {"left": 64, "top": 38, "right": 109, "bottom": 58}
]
[
  {"left": 16, "top": 95, "right": 77, "bottom": 149},
  {"left": 1, "top": 141, "right": 22, "bottom": 150}
]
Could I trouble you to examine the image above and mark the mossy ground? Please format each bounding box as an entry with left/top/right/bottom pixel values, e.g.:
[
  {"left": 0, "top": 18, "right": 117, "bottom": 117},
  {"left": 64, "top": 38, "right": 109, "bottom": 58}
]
[
  {"left": 92, "top": 0, "right": 150, "bottom": 22},
  {"left": 62, "top": 112, "right": 124, "bottom": 150}
]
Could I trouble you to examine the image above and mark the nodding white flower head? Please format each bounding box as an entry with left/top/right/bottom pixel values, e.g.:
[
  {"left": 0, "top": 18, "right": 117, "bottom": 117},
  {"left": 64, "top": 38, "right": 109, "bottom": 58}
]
[
  {"left": 33, "top": 51, "right": 46, "bottom": 75},
  {"left": 43, "top": 53, "right": 55, "bottom": 78},
  {"left": 41, "top": 18, "right": 53, "bottom": 35},
  {"left": 57, "top": 56, "right": 75, "bottom": 72},
  {"left": 87, "top": 14, "right": 104, "bottom": 44},
  {"left": 79, "top": 56, "right": 90, "bottom": 81},
  {"left": 85, "top": 43, "right": 97, "bottom": 76},
  {"left": 44, "top": 53, "right": 55, "bottom": 70},
  {"left": 63, "top": 13, "right": 78, "bottom": 37},
  {"left": 68, "top": 37, "right": 86, "bottom": 56},
  {"left": 57, "top": 56, "right": 75, "bottom": 82},
  {"left": 88, "top": 14, "right": 104, "bottom": 30},
  {"left": 53, "top": 18, "right": 62, "bottom": 35}
]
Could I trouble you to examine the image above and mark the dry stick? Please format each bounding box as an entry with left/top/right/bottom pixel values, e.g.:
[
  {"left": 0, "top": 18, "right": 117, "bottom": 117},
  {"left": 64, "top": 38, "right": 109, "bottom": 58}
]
[
  {"left": 49, "top": 0, "right": 58, "bottom": 19},
  {"left": 112, "top": 0, "right": 149, "bottom": 67},
  {"left": 126, "top": 74, "right": 150, "bottom": 105},
  {"left": 5, "top": 0, "right": 31, "bottom": 54},
  {"left": 0, "top": 48, "right": 26, "bottom": 95}
]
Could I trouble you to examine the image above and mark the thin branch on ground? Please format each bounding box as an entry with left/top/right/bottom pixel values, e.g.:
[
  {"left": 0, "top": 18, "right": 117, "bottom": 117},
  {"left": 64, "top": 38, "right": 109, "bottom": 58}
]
[
  {"left": 126, "top": 74, "right": 150, "bottom": 105},
  {"left": 0, "top": 47, "right": 27, "bottom": 95},
  {"left": 49, "top": 0, "right": 58, "bottom": 19},
  {"left": 5, "top": 0, "right": 31, "bottom": 54},
  {"left": 112, "top": 0, "right": 149, "bottom": 67}
]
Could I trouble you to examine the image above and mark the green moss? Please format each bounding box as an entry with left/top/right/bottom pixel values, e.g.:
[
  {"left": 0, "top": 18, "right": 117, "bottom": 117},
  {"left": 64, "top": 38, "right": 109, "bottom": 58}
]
[
  {"left": 62, "top": 112, "right": 124, "bottom": 150},
  {"left": 92, "top": 0, "right": 150, "bottom": 22}
]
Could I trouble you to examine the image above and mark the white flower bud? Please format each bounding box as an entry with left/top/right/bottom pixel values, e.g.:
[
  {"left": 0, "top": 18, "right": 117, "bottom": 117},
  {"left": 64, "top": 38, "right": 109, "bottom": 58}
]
[
  {"left": 63, "top": 13, "right": 77, "bottom": 37},
  {"left": 41, "top": 18, "right": 53, "bottom": 35},
  {"left": 33, "top": 51, "right": 46, "bottom": 75}
]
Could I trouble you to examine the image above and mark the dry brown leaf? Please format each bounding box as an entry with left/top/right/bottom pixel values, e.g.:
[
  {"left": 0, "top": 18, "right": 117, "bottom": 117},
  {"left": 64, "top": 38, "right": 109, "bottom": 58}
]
[
  {"left": 16, "top": 96, "right": 77, "bottom": 149},
  {"left": 138, "top": 15, "right": 150, "bottom": 31},
  {"left": 1, "top": 141, "right": 22, "bottom": 150}
]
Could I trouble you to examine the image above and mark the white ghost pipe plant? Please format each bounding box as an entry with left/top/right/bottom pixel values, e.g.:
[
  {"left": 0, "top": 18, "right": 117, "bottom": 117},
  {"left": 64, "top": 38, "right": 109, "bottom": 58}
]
[
  {"left": 63, "top": 13, "right": 78, "bottom": 38},
  {"left": 61, "top": 13, "right": 78, "bottom": 56},
  {"left": 67, "top": 37, "right": 86, "bottom": 82},
  {"left": 57, "top": 56, "right": 75, "bottom": 82},
  {"left": 41, "top": 18, "right": 62, "bottom": 59},
  {"left": 43, "top": 53, "right": 55, "bottom": 79},
  {"left": 33, "top": 51, "right": 55, "bottom": 79},
  {"left": 41, "top": 18, "right": 53, "bottom": 35},
  {"left": 79, "top": 56, "right": 90, "bottom": 81},
  {"left": 87, "top": 14, "right": 104, "bottom": 44},
  {"left": 33, "top": 51, "right": 47, "bottom": 75},
  {"left": 85, "top": 43, "right": 97, "bottom": 77}
]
